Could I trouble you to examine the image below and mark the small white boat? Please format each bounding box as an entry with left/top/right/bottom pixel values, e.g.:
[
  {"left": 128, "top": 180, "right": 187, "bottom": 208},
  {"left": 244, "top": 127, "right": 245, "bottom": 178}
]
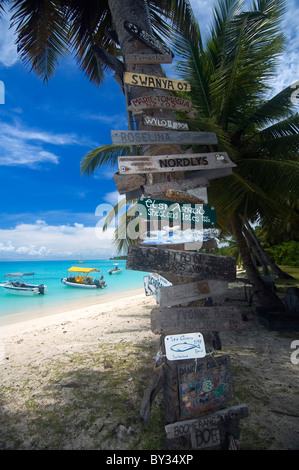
[
  {"left": 61, "top": 267, "right": 107, "bottom": 289},
  {"left": 108, "top": 264, "right": 122, "bottom": 275},
  {"left": 0, "top": 273, "right": 47, "bottom": 296}
]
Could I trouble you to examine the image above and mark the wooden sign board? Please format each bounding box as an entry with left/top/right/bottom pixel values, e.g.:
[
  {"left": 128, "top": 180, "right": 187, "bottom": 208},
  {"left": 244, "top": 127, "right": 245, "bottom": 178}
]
[
  {"left": 139, "top": 227, "right": 220, "bottom": 249},
  {"left": 124, "top": 21, "right": 173, "bottom": 57},
  {"left": 165, "top": 404, "right": 249, "bottom": 439},
  {"left": 143, "top": 116, "right": 189, "bottom": 131},
  {"left": 125, "top": 53, "right": 172, "bottom": 64},
  {"left": 151, "top": 306, "right": 245, "bottom": 334},
  {"left": 128, "top": 95, "right": 196, "bottom": 118},
  {"left": 137, "top": 198, "right": 216, "bottom": 226},
  {"left": 113, "top": 172, "right": 146, "bottom": 195},
  {"left": 155, "top": 280, "right": 228, "bottom": 307},
  {"left": 118, "top": 152, "right": 236, "bottom": 175},
  {"left": 143, "top": 272, "right": 172, "bottom": 297},
  {"left": 177, "top": 354, "right": 234, "bottom": 419},
  {"left": 126, "top": 246, "right": 236, "bottom": 281},
  {"left": 164, "top": 332, "right": 206, "bottom": 361},
  {"left": 144, "top": 176, "right": 209, "bottom": 197},
  {"left": 111, "top": 130, "right": 217, "bottom": 146},
  {"left": 124, "top": 72, "right": 191, "bottom": 92},
  {"left": 187, "top": 167, "right": 233, "bottom": 181}
]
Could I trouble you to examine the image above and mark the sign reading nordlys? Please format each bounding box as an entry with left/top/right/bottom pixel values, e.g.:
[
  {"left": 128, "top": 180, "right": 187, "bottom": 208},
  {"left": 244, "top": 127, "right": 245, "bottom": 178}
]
[{"left": 137, "top": 198, "right": 216, "bottom": 226}]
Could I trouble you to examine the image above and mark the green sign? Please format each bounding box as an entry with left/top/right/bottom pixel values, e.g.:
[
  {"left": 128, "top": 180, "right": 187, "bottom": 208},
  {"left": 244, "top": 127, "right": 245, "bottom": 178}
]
[{"left": 137, "top": 198, "right": 216, "bottom": 226}]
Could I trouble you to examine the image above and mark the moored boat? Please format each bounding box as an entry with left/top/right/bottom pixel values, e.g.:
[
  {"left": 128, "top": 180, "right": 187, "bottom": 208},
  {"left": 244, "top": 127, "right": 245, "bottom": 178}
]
[
  {"left": 61, "top": 267, "right": 107, "bottom": 289},
  {"left": 108, "top": 264, "right": 122, "bottom": 275},
  {"left": 0, "top": 273, "right": 47, "bottom": 296}
]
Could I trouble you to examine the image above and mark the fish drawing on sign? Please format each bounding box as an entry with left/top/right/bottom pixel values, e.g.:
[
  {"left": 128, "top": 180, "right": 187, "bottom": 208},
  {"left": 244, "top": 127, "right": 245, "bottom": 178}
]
[{"left": 170, "top": 342, "right": 199, "bottom": 353}]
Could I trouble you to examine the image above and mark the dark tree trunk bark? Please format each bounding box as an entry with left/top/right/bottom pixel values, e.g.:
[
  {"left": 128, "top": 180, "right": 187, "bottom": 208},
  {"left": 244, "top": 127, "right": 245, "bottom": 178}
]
[{"left": 231, "top": 214, "right": 285, "bottom": 310}]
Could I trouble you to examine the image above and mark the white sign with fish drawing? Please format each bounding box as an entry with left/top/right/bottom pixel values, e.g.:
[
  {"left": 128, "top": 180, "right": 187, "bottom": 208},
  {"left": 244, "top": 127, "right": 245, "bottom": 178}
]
[{"left": 164, "top": 332, "right": 206, "bottom": 361}]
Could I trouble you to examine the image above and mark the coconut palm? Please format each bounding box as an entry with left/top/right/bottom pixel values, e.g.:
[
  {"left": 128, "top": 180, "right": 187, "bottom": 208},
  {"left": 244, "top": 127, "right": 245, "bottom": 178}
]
[{"left": 172, "top": 0, "right": 299, "bottom": 308}]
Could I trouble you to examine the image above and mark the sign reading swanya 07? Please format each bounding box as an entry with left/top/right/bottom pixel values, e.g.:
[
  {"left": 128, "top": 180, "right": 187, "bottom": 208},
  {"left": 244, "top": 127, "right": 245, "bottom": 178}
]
[
  {"left": 124, "top": 72, "right": 191, "bottom": 92},
  {"left": 118, "top": 152, "right": 236, "bottom": 174}
]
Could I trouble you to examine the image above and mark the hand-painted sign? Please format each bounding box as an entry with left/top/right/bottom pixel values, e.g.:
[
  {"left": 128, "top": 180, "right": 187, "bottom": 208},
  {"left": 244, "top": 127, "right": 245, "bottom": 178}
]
[
  {"left": 139, "top": 227, "right": 220, "bottom": 247},
  {"left": 124, "top": 21, "right": 173, "bottom": 57},
  {"left": 124, "top": 72, "right": 191, "bottom": 92},
  {"left": 137, "top": 198, "right": 216, "bottom": 226},
  {"left": 144, "top": 176, "right": 209, "bottom": 197},
  {"left": 118, "top": 152, "right": 235, "bottom": 174},
  {"left": 177, "top": 355, "right": 234, "bottom": 419},
  {"left": 151, "top": 306, "right": 245, "bottom": 335},
  {"left": 143, "top": 272, "right": 172, "bottom": 297},
  {"left": 111, "top": 130, "right": 217, "bottom": 146},
  {"left": 164, "top": 332, "right": 206, "bottom": 361},
  {"left": 125, "top": 53, "right": 172, "bottom": 64},
  {"left": 165, "top": 404, "right": 249, "bottom": 439},
  {"left": 143, "top": 116, "right": 189, "bottom": 131},
  {"left": 126, "top": 246, "right": 236, "bottom": 281},
  {"left": 155, "top": 280, "right": 228, "bottom": 307},
  {"left": 128, "top": 95, "right": 196, "bottom": 117}
]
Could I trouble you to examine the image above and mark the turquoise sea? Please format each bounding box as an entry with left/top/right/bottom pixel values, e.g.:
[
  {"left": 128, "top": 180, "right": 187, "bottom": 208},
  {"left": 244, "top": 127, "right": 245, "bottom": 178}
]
[{"left": 0, "top": 260, "right": 148, "bottom": 322}]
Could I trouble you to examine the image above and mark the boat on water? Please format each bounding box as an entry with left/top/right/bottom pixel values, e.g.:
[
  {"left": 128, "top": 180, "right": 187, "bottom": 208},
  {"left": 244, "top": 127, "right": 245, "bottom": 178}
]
[
  {"left": 0, "top": 272, "right": 47, "bottom": 296},
  {"left": 108, "top": 263, "right": 122, "bottom": 275},
  {"left": 61, "top": 267, "right": 107, "bottom": 289}
]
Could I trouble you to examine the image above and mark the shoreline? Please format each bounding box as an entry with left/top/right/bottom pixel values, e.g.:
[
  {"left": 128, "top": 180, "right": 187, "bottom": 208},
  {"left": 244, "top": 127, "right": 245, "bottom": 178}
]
[{"left": 0, "top": 287, "right": 145, "bottom": 330}]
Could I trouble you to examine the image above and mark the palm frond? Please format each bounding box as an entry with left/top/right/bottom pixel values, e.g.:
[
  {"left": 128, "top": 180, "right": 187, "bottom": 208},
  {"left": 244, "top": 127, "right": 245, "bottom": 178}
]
[{"left": 80, "top": 144, "right": 134, "bottom": 176}]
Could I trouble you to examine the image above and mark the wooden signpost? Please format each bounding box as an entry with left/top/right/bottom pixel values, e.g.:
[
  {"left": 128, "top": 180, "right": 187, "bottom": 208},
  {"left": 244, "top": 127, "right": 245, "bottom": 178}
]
[
  {"left": 126, "top": 246, "right": 236, "bottom": 281},
  {"left": 124, "top": 72, "right": 191, "bottom": 92},
  {"left": 143, "top": 116, "right": 189, "bottom": 131},
  {"left": 125, "top": 53, "right": 172, "bottom": 64},
  {"left": 113, "top": 172, "right": 146, "bottom": 195},
  {"left": 124, "top": 21, "right": 173, "bottom": 57},
  {"left": 144, "top": 176, "right": 209, "bottom": 197},
  {"left": 111, "top": 130, "right": 217, "bottom": 146},
  {"left": 151, "top": 306, "right": 246, "bottom": 334},
  {"left": 118, "top": 152, "right": 236, "bottom": 174},
  {"left": 154, "top": 280, "right": 228, "bottom": 307},
  {"left": 128, "top": 95, "right": 197, "bottom": 118}
]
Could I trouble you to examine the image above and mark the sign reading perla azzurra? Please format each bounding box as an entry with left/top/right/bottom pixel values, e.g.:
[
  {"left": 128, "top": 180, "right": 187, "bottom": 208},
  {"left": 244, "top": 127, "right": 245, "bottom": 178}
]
[{"left": 137, "top": 198, "right": 216, "bottom": 226}]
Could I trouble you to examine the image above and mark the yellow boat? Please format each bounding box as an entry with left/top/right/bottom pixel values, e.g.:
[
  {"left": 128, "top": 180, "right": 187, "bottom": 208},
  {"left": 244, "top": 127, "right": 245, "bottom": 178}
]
[{"left": 61, "top": 267, "right": 107, "bottom": 289}]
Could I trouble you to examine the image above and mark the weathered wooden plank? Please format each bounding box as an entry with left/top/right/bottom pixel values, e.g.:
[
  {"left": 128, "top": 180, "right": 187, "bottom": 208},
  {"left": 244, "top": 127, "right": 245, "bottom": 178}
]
[
  {"left": 113, "top": 172, "right": 146, "bottom": 195},
  {"left": 143, "top": 272, "right": 172, "bottom": 297},
  {"left": 186, "top": 167, "right": 233, "bottom": 181},
  {"left": 124, "top": 21, "right": 173, "bottom": 57},
  {"left": 165, "top": 404, "right": 249, "bottom": 439},
  {"left": 111, "top": 130, "right": 217, "bottom": 146},
  {"left": 136, "top": 198, "right": 216, "bottom": 226},
  {"left": 164, "top": 188, "right": 208, "bottom": 204},
  {"left": 156, "top": 280, "right": 228, "bottom": 307},
  {"left": 93, "top": 45, "right": 125, "bottom": 77},
  {"left": 143, "top": 115, "right": 189, "bottom": 131},
  {"left": 144, "top": 176, "right": 209, "bottom": 197},
  {"left": 118, "top": 152, "right": 236, "bottom": 174},
  {"left": 177, "top": 355, "right": 234, "bottom": 419},
  {"left": 124, "top": 72, "right": 191, "bottom": 92},
  {"left": 128, "top": 95, "right": 196, "bottom": 118},
  {"left": 126, "top": 246, "right": 236, "bottom": 281},
  {"left": 151, "top": 306, "right": 246, "bottom": 335},
  {"left": 125, "top": 53, "right": 172, "bottom": 64}
]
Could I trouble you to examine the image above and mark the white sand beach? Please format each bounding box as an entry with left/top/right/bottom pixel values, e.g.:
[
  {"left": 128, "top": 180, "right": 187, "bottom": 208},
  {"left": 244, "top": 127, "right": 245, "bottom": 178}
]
[{"left": 0, "top": 285, "right": 298, "bottom": 450}]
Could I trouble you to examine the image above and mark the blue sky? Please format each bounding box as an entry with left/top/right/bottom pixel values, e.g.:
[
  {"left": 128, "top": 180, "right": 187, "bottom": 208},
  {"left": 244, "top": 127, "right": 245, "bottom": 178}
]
[{"left": 0, "top": 0, "right": 298, "bottom": 261}]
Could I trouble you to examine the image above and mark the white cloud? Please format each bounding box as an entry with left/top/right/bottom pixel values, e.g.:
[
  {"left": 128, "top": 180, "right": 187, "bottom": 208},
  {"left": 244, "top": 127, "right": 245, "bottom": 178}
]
[
  {"left": 0, "top": 220, "right": 116, "bottom": 260},
  {"left": 0, "top": 11, "right": 18, "bottom": 67}
]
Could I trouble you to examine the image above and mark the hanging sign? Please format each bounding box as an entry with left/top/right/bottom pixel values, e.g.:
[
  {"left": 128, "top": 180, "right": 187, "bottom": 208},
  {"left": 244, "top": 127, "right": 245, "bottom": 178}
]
[
  {"left": 164, "top": 332, "right": 206, "bottom": 361},
  {"left": 111, "top": 130, "right": 217, "bottom": 146},
  {"left": 177, "top": 354, "right": 234, "bottom": 419},
  {"left": 143, "top": 272, "right": 172, "bottom": 297},
  {"left": 124, "top": 72, "right": 191, "bottom": 92},
  {"left": 124, "top": 21, "right": 173, "bottom": 57},
  {"left": 126, "top": 246, "right": 236, "bottom": 281},
  {"left": 128, "top": 95, "right": 196, "bottom": 118},
  {"left": 151, "top": 306, "right": 245, "bottom": 335},
  {"left": 143, "top": 116, "right": 189, "bottom": 131},
  {"left": 136, "top": 198, "right": 216, "bottom": 226},
  {"left": 155, "top": 280, "right": 228, "bottom": 307},
  {"left": 125, "top": 53, "right": 172, "bottom": 64},
  {"left": 118, "top": 152, "right": 235, "bottom": 174}
]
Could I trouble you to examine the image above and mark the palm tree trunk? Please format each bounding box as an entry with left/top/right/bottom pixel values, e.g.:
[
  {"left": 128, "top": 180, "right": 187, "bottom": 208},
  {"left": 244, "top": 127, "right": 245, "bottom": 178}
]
[
  {"left": 243, "top": 221, "right": 295, "bottom": 280},
  {"left": 231, "top": 214, "right": 285, "bottom": 310}
]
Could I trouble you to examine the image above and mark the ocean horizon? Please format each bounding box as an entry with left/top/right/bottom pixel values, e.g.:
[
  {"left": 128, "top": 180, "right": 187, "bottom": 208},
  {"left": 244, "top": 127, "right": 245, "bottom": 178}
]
[{"left": 0, "top": 259, "right": 148, "bottom": 322}]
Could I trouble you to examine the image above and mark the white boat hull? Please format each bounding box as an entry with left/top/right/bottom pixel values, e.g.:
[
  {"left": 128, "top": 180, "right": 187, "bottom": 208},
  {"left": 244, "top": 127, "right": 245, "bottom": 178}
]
[
  {"left": 1, "top": 283, "right": 47, "bottom": 296},
  {"left": 61, "top": 278, "right": 106, "bottom": 289}
]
